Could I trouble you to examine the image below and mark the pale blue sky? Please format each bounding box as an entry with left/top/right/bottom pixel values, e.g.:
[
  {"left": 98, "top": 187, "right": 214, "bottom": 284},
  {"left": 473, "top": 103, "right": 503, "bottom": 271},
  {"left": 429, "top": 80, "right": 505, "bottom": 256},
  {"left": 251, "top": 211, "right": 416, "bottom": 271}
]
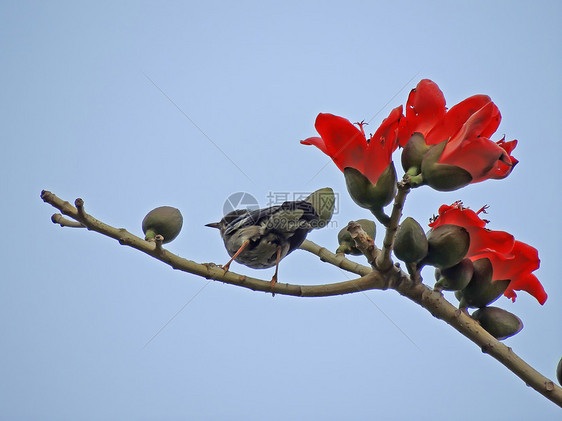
[{"left": 1, "top": 1, "right": 561, "bottom": 419}]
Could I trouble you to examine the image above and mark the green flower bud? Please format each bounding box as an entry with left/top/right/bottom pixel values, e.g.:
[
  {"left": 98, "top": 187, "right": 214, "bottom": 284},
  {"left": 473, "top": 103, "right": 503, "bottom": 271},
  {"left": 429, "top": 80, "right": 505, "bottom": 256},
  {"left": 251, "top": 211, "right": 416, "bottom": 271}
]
[
  {"left": 471, "top": 306, "right": 523, "bottom": 340},
  {"left": 457, "top": 258, "right": 510, "bottom": 308},
  {"left": 343, "top": 163, "right": 397, "bottom": 211},
  {"left": 393, "top": 217, "right": 428, "bottom": 263},
  {"left": 336, "top": 219, "right": 376, "bottom": 255},
  {"left": 422, "top": 224, "right": 470, "bottom": 269},
  {"left": 420, "top": 141, "right": 472, "bottom": 191},
  {"left": 401, "top": 133, "right": 431, "bottom": 176},
  {"left": 434, "top": 258, "right": 474, "bottom": 291},
  {"left": 142, "top": 206, "right": 183, "bottom": 243},
  {"left": 373, "top": 163, "right": 398, "bottom": 208},
  {"left": 304, "top": 187, "right": 335, "bottom": 228}
]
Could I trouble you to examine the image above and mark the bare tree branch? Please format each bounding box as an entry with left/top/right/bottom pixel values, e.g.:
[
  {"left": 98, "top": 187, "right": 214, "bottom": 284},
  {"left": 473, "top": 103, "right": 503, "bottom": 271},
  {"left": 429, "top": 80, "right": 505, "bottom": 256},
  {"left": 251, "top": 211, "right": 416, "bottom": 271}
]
[
  {"left": 299, "top": 239, "right": 372, "bottom": 276},
  {"left": 40, "top": 190, "right": 386, "bottom": 297},
  {"left": 40, "top": 189, "right": 562, "bottom": 407}
]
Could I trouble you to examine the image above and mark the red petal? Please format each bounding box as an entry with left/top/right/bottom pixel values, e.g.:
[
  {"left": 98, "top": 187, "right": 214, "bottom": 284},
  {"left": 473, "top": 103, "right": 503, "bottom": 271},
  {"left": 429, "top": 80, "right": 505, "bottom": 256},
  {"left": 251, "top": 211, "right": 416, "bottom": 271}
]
[
  {"left": 364, "top": 106, "right": 403, "bottom": 182},
  {"left": 504, "top": 273, "right": 547, "bottom": 305},
  {"left": 399, "top": 79, "right": 447, "bottom": 142},
  {"left": 480, "top": 156, "right": 517, "bottom": 181},
  {"left": 467, "top": 228, "right": 515, "bottom": 258},
  {"left": 479, "top": 102, "right": 501, "bottom": 139},
  {"left": 470, "top": 242, "right": 545, "bottom": 304},
  {"left": 429, "top": 204, "right": 486, "bottom": 229},
  {"left": 442, "top": 102, "right": 500, "bottom": 152},
  {"left": 313, "top": 113, "right": 368, "bottom": 173},
  {"left": 438, "top": 104, "right": 507, "bottom": 181},
  {"left": 396, "top": 114, "right": 411, "bottom": 147},
  {"left": 425, "top": 95, "right": 492, "bottom": 145},
  {"left": 370, "top": 105, "right": 403, "bottom": 154},
  {"left": 441, "top": 136, "right": 507, "bottom": 180},
  {"left": 480, "top": 138, "right": 518, "bottom": 180},
  {"left": 490, "top": 241, "right": 539, "bottom": 280},
  {"left": 301, "top": 136, "right": 329, "bottom": 155},
  {"left": 498, "top": 138, "right": 518, "bottom": 155},
  {"left": 481, "top": 241, "right": 545, "bottom": 303}
]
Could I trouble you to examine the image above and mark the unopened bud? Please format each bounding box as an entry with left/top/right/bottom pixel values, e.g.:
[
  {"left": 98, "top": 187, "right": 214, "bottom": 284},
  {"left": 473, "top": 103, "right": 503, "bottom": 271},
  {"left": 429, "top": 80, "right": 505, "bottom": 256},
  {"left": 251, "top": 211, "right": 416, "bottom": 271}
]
[
  {"left": 420, "top": 141, "right": 472, "bottom": 191},
  {"left": 434, "top": 258, "right": 474, "bottom": 291},
  {"left": 421, "top": 224, "right": 470, "bottom": 269},
  {"left": 343, "top": 163, "right": 397, "bottom": 211},
  {"left": 401, "top": 133, "right": 430, "bottom": 176},
  {"left": 393, "top": 217, "right": 428, "bottom": 263},
  {"left": 457, "top": 258, "right": 510, "bottom": 308},
  {"left": 471, "top": 306, "right": 523, "bottom": 340},
  {"left": 142, "top": 206, "right": 183, "bottom": 244}
]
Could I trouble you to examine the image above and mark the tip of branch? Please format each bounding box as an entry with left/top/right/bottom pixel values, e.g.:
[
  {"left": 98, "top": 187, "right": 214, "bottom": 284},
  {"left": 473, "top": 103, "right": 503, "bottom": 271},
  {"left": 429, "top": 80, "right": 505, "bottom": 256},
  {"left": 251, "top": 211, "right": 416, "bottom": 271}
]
[
  {"left": 75, "top": 198, "right": 86, "bottom": 218},
  {"left": 50, "top": 213, "right": 86, "bottom": 228},
  {"left": 40, "top": 190, "right": 52, "bottom": 202}
]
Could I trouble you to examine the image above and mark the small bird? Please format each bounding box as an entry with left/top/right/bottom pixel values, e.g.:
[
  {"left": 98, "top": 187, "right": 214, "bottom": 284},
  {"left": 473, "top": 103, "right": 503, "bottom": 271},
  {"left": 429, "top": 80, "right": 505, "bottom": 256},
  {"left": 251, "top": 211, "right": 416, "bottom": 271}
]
[{"left": 206, "top": 188, "right": 334, "bottom": 290}]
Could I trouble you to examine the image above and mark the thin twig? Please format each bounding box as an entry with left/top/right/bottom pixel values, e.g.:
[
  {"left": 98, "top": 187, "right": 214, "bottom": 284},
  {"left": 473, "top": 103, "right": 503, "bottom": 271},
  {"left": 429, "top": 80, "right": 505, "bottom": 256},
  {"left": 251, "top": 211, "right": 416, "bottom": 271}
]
[
  {"left": 51, "top": 213, "right": 85, "bottom": 228},
  {"left": 299, "top": 239, "right": 372, "bottom": 276}
]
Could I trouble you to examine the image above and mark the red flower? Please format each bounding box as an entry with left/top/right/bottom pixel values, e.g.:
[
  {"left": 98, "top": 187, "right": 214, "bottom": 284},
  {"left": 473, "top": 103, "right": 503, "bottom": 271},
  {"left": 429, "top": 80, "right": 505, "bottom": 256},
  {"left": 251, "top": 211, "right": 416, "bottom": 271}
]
[
  {"left": 430, "top": 202, "right": 547, "bottom": 305},
  {"left": 301, "top": 107, "right": 402, "bottom": 184},
  {"left": 399, "top": 79, "right": 518, "bottom": 184}
]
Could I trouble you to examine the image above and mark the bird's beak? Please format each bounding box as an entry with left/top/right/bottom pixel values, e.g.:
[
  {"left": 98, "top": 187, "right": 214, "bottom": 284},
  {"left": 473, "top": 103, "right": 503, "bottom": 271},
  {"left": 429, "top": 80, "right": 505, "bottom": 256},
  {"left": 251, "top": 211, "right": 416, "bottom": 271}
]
[{"left": 205, "top": 222, "right": 221, "bottom": 229}]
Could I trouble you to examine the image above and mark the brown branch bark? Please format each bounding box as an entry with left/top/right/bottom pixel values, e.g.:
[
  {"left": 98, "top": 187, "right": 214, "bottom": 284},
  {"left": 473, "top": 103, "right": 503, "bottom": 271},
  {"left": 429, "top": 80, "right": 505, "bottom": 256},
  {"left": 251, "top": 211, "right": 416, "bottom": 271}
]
[
  {"left": 40, "top": 189, "right": 562, "bottom": 407},
  {"left": 375, "top": 178, "right": 410, "bottom": 271},
  {"left": 392, "top": 275, "right": 562, "bottom": 407},
  {"left": 299, "top": 239, "right": 372, "bottom": 276},
  {"left": 346, "top": 221, "right": 379, "bottom": 267}
]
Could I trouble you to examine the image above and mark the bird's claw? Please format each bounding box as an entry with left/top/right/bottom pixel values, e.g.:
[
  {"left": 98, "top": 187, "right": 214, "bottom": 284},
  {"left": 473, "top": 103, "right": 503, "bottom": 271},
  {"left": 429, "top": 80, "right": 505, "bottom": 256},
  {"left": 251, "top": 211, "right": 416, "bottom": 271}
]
[{"left": 270, "top": 276, "right": 277, "bottom": 297}]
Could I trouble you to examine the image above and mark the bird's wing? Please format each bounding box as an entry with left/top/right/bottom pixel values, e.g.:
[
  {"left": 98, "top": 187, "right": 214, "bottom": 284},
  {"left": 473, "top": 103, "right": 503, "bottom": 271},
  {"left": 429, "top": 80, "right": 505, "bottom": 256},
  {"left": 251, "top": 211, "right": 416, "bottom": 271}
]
[
  {"left": 223, "top": 206, "right": 281, "bottom": 236},
  {"left": 263, "top": 201, "right": 320, "bottom": 253},
  {"left": 264, "top": 200, "right": 319, "bottom": 230},
  {"left": 223, "top": 201, "right": 319, "bottom": 253}
]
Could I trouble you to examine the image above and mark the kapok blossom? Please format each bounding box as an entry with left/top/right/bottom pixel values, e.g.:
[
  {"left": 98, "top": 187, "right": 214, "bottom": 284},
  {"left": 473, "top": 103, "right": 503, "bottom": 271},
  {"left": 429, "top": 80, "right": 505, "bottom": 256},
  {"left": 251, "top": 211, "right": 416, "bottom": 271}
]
[
  {"left": 301, "top": 108, "right": 402, "bottom": 184},
  {"left": 429, "top": 202, "right": 547, "bottom": 305},
  {"left": 399, "top": 79, "right": 518, "bottom": 184}
]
